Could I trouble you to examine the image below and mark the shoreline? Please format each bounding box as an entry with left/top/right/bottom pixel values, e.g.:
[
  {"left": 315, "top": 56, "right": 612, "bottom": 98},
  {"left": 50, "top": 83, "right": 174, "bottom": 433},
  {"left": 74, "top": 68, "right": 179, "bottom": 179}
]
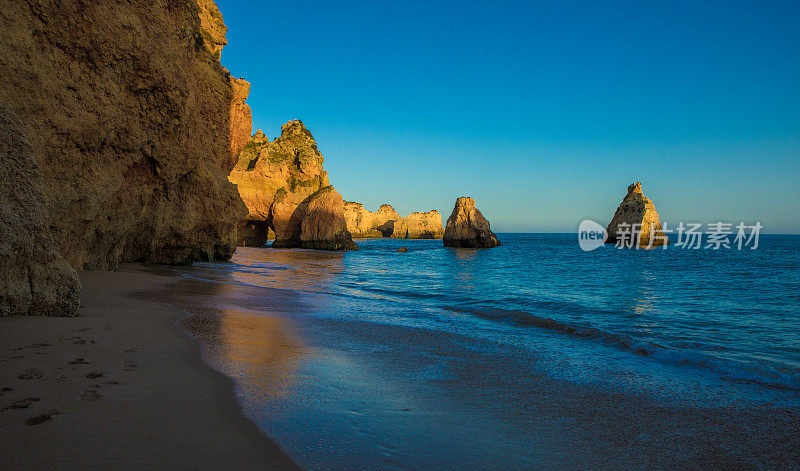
[
  {"left": 141, "top": 249, "right": 800, "bottom": 470},
  {"left": 0, "top": 265, "right": 299, "bottom": 470}
]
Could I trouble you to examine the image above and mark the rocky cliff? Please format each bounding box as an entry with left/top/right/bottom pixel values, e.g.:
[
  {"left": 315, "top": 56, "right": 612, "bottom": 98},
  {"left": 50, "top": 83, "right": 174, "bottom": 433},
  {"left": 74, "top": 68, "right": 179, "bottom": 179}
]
[
  {"left": 0, "top": 0, "right": 250, "bottom": 271},
  {"left": 344, "top": 203, "right": 444, "bottom": 239},
  {"left": 606, "top": 182, "right": 668, "bottom": 247},
  {"left": 1, "top": 105, "right": 81, "bottom": 317},
  {"left": 229, "top": 121, "right": 339, "bottom": 247},
  {"left": 443, "top": 197, "right": 500, "bottom": 248},
  {"left": 271, "top": 186, "right": 358, "bottom": 251},
  {"left": 391, "top": 211, "right": 445, "bottom": 239}
]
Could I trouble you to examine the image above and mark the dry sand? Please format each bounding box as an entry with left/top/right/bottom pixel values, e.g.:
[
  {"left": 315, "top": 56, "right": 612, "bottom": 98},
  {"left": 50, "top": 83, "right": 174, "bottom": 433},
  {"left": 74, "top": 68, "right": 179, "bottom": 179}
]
[{"left": 0, "top": 265, "right": 300, "bottom": 470}]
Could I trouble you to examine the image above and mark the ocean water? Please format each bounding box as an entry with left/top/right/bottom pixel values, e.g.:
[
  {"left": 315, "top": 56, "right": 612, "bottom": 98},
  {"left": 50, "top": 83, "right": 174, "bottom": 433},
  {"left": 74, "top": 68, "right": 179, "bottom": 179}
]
[{"left": 173, "top": 234, "right": 800, "bottom": 469}]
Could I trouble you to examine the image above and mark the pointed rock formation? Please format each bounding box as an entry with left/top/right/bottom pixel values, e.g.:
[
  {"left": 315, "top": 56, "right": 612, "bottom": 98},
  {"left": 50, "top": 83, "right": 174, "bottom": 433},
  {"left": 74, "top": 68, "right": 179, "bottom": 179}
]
[
  {"left": 606, "top": 182, "right": 669, "bottom": 247},
  {"left": 391, "top": 211, "right": 445, "bottom": 239},
  {"left": 0, "top": 0, "right": 250, "bottom": 270},
  {"left": 443, "top": 197, "right": 500, "bottom": 248},
  {"left": 1, "top": 104, "right": 81, "bottom": 316},
  {"left": 228, "top": 120, "right": 331, "bottom": 247},
  {"left": 271, "top": 186, "right": 358, "bottom": 251}
]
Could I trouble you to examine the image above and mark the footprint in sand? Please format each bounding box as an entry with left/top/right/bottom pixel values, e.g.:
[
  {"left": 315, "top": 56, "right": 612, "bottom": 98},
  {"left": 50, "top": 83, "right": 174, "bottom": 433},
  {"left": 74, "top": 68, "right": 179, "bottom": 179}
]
[
  {"left": 17, "top": 369, "right": 43, "bottom": 380},
  {"left": 0, "top": 356, "right": 24, "bottom": 363},
  {"left": 1, "top": 398, "right": 41, "bottom": 412},
  {"left": 25, "top": 409, "right": 59, "bottom": 426},
  {"left": 79, "top": 389, "right": 103, "bottom": 401},
  {"left": 67, "top": 358, "right": 90, "bottom": 365},
  {"left": 13, "top": 343, "right": 51, "bottom": 351},
  {"left": 124, "top": 348, "right": 138, "bottom": 354},
  {"left": 123, "top": 360, "right": 137, "bottom": 372},
  {"left": 85, "top": 371, "right": 106, "bottom": 379},
  {"left": 76, "top": 328, "right": 92, "bottom": 332}
]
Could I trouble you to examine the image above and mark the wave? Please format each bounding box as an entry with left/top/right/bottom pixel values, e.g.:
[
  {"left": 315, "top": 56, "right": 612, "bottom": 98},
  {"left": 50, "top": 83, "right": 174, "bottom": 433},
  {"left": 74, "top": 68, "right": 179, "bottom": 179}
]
[{"left": 445, "top": 306, "right": 800, "bottom": 393}]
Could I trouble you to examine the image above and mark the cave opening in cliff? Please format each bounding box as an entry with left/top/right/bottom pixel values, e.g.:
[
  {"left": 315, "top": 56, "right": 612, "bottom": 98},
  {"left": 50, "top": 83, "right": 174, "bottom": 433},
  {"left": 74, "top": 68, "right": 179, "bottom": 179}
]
[{"left": 239, "top": 221, "right": 270, "bottom": 247}]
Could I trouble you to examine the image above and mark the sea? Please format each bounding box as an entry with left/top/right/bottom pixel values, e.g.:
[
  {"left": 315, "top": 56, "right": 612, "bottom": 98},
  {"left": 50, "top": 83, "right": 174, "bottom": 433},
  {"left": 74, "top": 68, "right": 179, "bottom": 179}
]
[{"left": 161, "top": 234, "right": 800, "bottom": 469}]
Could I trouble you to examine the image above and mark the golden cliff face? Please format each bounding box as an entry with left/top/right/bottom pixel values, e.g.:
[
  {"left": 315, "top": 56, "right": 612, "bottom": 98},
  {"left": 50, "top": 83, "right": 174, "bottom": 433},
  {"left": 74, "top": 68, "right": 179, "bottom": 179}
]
[
  {"left": 228, "top": 121, "right": 332, "bottom": 246},
  {"left": 0, "top": 1, "right": 252, "bottom": 314},
  {"left": 0, "top": 0, "right": 250, "bottom": 271},
  {"left": 391, "top": 211, "right": 445, "bottom": 239},
  {"left": 343, "top": 203, "right": 444, "bottom": 239},
  {"left": 344, "top": 203, "right": 401, "bottom": 238}
]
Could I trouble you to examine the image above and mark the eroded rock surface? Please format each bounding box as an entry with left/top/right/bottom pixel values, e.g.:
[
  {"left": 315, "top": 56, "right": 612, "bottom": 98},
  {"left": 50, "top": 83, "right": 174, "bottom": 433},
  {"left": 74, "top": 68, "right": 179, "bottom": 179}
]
[
  {"left": 344, "top": 203, "right": 401, "bottom": 238},
  {"left": 0, "top": 0, "right": 250, "bottom": 269},
  {"left": 272, "top": 187, "right": 358, "bottom": 251},
  {"left": 391, "top": 211, "right": 445, "bottom": 239},
  {"left": 229, "top": 121, "right": 333, "bottom": 246},
  {"left": 606, "top": 182, "right": 668, "bottom": 247},
  {"left": 344, "top": 203, "right": 443, "bottom": 239},
  {"left": 0, "top": 105, "right": 81, "bottom": 317},
  {"left": 443, "top": 197, "right": 500, "bottom": 248}
]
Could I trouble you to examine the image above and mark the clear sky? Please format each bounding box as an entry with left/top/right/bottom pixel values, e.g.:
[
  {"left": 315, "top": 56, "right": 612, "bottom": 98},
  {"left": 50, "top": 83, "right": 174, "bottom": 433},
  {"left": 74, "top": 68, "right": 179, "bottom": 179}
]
[{"left": 216, "top": 0, "right": 800, "bottom": 233}]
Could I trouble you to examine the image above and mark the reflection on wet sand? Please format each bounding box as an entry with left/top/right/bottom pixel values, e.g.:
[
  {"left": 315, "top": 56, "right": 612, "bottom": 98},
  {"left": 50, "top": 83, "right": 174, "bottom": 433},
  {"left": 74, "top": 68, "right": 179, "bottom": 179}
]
[{"left": 141, "top": 276, "right": 310, "bottom": 404}]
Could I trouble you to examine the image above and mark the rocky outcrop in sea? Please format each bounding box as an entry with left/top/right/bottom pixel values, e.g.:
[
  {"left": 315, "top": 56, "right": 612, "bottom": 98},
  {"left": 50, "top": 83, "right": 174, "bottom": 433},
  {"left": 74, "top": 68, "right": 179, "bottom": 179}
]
[
  {"left": 344, "top": 203, "right": 401, "bottom": 238},
  {"left": 272, "top": 186, "right": 358, "bottom": 251},
  {"left": 391, "top": 211, "right": 445, "bottom": 239},
  {"left": 228, "top": 121, "right": 344, "bottom": 248},
  {"left": 606, "top": 182, "right": 669, "bottom": 247},
  {"left": 443, "top": 197, "right": 501, "bottom": 248},
  {"left": 344, "top": 203, "right": 444, "bottom": 239}
]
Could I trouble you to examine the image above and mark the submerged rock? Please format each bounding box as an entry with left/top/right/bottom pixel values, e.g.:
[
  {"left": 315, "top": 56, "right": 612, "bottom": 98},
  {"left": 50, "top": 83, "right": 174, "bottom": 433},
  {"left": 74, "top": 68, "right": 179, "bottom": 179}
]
[
  {"left": 0, "top": 0, "right": 250, "bottom": 269},
  {"left": 396, "top": 246, "right": 408, "bottom": 253},
  {"left": 271, "top": 186, "right": 358, "bottom": 251},
  {"left": 606, "top": 182, "right": 669, "bottom": 247},
  {"left": 0, "top": 104, "right": 80, "bottom": 317},
  {"left": 443, "top": 197, "right": 500, "bottom": 248}
]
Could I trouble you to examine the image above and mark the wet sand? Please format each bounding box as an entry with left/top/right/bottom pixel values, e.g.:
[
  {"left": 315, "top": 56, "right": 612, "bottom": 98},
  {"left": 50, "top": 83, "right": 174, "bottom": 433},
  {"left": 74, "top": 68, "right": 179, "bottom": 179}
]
[{"left": 0, "top": 265, "right": 299, "bottom": 470}]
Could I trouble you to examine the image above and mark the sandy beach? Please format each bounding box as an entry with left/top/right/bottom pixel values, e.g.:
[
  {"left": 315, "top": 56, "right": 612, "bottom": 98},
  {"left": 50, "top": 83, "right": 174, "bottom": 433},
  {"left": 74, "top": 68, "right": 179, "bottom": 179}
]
[{"left": 0, "top": 265, "right": 299, "bottom": 470}]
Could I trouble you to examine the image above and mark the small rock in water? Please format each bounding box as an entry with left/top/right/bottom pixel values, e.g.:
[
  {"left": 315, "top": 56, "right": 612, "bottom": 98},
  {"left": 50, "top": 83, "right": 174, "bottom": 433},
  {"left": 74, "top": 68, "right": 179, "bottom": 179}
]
[{"left": 396, "top": 246, "right": 408, "bottom": 253}]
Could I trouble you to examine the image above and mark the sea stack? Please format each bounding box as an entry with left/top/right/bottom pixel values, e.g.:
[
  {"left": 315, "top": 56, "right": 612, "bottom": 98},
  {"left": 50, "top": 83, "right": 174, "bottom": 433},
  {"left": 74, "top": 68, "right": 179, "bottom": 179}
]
[
  {"left": 391, "top": 211, "right": 444, "bottom": 239},
  {"left": 443, "top": 197, "right": 500, "bottom": 248},
  {"left": 343, "top": 203, "right": 444, "bottom": 239},
  {"left": 228, "top": 121, "right": 331, "bottom": 247},
  {"left": 344, "top": 202, "right": 401, "bottom": 238},
  {"left": 606, "top": 182, "right": 669, "bottom": 247},
  {"left": 271, "top": 186, "right": 358, "bottom": 251}
]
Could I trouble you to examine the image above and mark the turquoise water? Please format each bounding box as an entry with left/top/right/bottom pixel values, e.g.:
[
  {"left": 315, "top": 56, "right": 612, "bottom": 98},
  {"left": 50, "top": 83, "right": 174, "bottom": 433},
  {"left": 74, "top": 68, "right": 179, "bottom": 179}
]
[
  {"left": 178, "top": 234, "right": 800, "bottom": 469},
  {"left": 196, "top": 234, "right": 800, "bottom": 401}
]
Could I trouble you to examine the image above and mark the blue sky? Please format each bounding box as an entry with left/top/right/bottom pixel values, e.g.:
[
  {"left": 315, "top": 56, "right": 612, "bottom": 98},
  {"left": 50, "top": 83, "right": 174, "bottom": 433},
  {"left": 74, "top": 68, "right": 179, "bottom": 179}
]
[{"left": 216, "top": 0, "right": 800, "bottom": 233}]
